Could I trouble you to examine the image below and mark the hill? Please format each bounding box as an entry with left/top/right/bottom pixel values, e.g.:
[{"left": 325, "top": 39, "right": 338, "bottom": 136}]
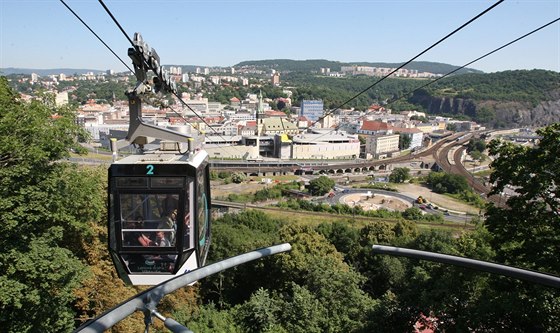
[
  {"left": 234, "top": 59, "right": 482, "bottom": 75},
  {"left": 409, "top": 69, "right": 560, "bottom": 127},
  {"left": 0, "top": 67, "right": 107, "bottom": 76}
]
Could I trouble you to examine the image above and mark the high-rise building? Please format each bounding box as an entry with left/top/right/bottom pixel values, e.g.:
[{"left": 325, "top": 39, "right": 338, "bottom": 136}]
[
  {"left": 300, "top": 100, "right": 324, "bottom": 123},
  {"left": 271, "top": 72, "right": 280, "bottom": 86}
]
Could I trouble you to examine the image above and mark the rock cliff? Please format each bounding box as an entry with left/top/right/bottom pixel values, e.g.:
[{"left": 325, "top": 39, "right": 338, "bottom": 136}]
[{"left": 410, "top": 89, "right": 560, "bottom": 128}]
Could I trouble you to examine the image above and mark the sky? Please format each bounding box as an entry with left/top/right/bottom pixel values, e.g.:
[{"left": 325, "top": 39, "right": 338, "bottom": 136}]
[{"left": 1, "top": 0, "right": 559, "bottom": 73}]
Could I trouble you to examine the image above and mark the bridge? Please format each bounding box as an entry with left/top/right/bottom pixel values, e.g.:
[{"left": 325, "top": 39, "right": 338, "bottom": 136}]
[{"left": 210, "top": 132, "right": 465, "bottom": 176}]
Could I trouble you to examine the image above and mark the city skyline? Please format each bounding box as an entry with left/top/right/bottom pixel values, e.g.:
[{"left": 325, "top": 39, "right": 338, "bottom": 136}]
[{"left": 1, "top": 1, "right": 559, "bottom": 73}]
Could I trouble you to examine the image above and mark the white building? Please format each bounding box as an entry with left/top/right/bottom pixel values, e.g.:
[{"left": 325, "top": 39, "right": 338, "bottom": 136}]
[
  {"left": 393, "top": 127, "right": 424, "bottom": 150},
  {"left": 55, "top": 91, "right": 69, "bottom": 106},
  {"left": 365, "top": 134, "right": 400, "bottom": 159},
  {"left": 289, "top": 132, "right": 360, "bottom": 160}
]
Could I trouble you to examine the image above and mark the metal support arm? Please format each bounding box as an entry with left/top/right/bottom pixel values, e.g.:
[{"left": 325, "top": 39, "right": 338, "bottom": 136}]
[
  {"left": 372, "top": 245, "right": 560, "bottom": 288},
  {"left": 73, "top": 243, "right": 292, "bottom": 333}
]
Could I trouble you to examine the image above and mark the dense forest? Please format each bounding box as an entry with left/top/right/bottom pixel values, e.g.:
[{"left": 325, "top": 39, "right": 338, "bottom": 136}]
[{"left": 1, "top": 77, "right": 559, "bottom": 332}]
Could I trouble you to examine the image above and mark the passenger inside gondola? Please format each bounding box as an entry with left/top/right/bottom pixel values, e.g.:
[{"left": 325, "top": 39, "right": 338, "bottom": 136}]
[
  {"left": 158, "top": 209, "right": 177, "bottom": 243},
  {"left": 156, "top": 231, "right": 171, "bottom": 247},
  {"left": 161, "top": 194, "right": 179, "bottom": 217},
  {"left": 123, "top": 216, "right": 155, "bottom": 247}
]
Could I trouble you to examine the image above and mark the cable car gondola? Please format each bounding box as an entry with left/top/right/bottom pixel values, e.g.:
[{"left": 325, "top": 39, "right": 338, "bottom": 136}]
[{"left": 107, "top": 33, "right": 211, "bottom": 285}]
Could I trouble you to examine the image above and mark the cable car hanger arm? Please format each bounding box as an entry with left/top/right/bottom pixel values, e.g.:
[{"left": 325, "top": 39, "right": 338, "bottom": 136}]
[{"left": 113, "top": 32, "right": 194, "bottom": 150}]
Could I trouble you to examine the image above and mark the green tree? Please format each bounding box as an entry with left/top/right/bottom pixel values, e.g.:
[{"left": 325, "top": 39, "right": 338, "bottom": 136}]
[
  {"left": 308, "top": 176, "right": 335, "bottom": 196},
  {"left": 231, "top": 172, "right": 247, "bottom": 184},
  {"left": 182, "top": 303, "right": 241, "bottom": 333},
  {"left": 0, "top": 77, "right": 98, "bottom": 332},
  {"left": 446, "top": 123, "right": 458, "bottom": 131},
  {"left": 426, "top": 171, "right": 469, "bottom": 194},
  {"left": 469, "top": 149, "right": 486, "bottom": 162},
  {"left": 315, "top": 220, "right": 359, "bottom": 258},
  {"left": 398, "top": 133, "right": 412, "bottom": 150},
  {"left": 201, "top": 211, "right": 284, "bottom": 307},
  {"left": 274, "top": 224, "right": 376, "bottom": 332},
  {"left": 466, "top": 138, "right": 486, "bottom": 154},
  {"left": 471, "top": 124, "right": 560, "bottom": 331},
  {"left": 487, "top": 126, "right": 560, "bottom": 272},
  {"left": 402, "top": 207, "right": 423, "bottom": 220},
  {"left": 389, "top": 167, "right": 411, "bottom": 183},
  {"left": 236, "top": 288, "right": 284, "bottom": 333}
]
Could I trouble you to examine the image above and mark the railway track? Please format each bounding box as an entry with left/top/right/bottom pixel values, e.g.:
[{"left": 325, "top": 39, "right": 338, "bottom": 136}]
[{"left": 433, "top": 133, "right": 503, "bottom": 207}]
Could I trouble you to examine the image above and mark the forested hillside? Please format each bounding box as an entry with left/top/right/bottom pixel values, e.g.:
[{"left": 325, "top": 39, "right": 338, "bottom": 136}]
[
  {"left": 409, "top": 69, "right": 560, "bottom": 127},
  {"left": 236, "top": 59, "right": 481, "bottom": 75},
  {"left": 281, "top": 69, "right": 560, "bottom": 127}
]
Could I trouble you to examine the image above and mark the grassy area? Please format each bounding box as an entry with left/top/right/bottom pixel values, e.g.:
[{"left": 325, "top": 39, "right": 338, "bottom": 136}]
[
  {"left": 474, "top": 169, "right": 493, "bottom": 177},
  {"left": 261, "top": 208, "right": 469, "bottom": 234},
  {"left": 71, "top": 152, "right": 113, "bottom": 161},
  {"left": 352, "top": 182, "right": 398, "bottom": 192},
  {"left": 247, "top": 175, "right": 300, "bottom": 182},
  {"left": 444, "top": 192, "right": 486, "bottom": 210}
]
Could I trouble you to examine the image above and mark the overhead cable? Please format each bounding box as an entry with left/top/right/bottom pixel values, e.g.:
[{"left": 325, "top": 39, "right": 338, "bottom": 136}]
[
  {"left": 304, "top": 0, "right": 505, "bottom": 131},
  {"left": 59, "top": 0, "right": 133, "bottom": 73},
  {"left": 96, "top": 0, "right": 235, "bottom": 146}
]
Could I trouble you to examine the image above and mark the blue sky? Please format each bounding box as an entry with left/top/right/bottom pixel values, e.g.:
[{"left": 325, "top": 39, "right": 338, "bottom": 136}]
[{"left": 1, "top": 0, "right": 559, "bottom": 73}]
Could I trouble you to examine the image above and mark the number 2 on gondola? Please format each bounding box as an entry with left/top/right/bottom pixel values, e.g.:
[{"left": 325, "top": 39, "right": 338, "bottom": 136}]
[{"left": 146, "top": 164, "right": 154, "bottom": 175}]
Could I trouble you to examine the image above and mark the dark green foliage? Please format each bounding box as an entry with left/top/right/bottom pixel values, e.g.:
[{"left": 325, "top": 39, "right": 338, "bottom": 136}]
[
  {"left": 398, "top": 133, "right": 412, "bottom": 150},
  {"left": 402, "top": 207, "right": 423, "bottom": 220},
  {"left": 201, "top": 211, "right": 284, "bottom": 307},
  {"left": 430, "top": 69, "right": 560, "bottom": 103},
  {"left": 308, "top": 176, "right": 335, "bottom": 196},
  {"left": 315, "top": 221, "right": 359, "bottom": 258},
  {"left": 179, "top": 303, "right": 242, "bottom": 333},
  {"left": 236, "top": 288, "right": 284, "bottom": 333},
  {"left": 479, "top": 124, "right": 560, "bottom": 330},
  {"left": 474, "top": 106, "right": 495, "bottom": 123},
  {"left": 469, "top": 149, "right": 485, "bottom": 162},
  {"left": 389, "top": 167, "right": 410, "bottom": 183},
  {"left": 58, "top": 79, "right": 130, "bottom": 105},
  {"left": 253, "top": 187, "right": 282, "bottom": 202},
  {"left": 0, "top": 77, "right": 103, "bottom": 332},
  {"left": 446, "top": 123, "right": 458, "bottom": 131},
  {"left": 466, "top": 137, "right": 487, "bottom": 153},
  {"left": 0, "top": 232, "right": 86, "bottom": 333},
  {"left": 276, "top": 283, "right": 326, "bottom": 333},
  {"left": 426, "top": 171, "right": 469, "bottom": 194}
]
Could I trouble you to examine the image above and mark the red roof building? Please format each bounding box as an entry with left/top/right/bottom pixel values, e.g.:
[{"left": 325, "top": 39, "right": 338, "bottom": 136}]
[{"left": 358, "top": 120, "right": 393, "bottom": 135}]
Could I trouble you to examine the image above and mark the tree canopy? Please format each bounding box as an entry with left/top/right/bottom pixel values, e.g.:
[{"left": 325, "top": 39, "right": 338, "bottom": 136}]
[
  {"left": 0, "top": 77, "right": 106, "bottom": 332},
  {"left": 389, "top": 167, "right": 411, "bottom": 183},
  {"left": 308, "top": 176, "right": 335, "bottom": 196}
]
